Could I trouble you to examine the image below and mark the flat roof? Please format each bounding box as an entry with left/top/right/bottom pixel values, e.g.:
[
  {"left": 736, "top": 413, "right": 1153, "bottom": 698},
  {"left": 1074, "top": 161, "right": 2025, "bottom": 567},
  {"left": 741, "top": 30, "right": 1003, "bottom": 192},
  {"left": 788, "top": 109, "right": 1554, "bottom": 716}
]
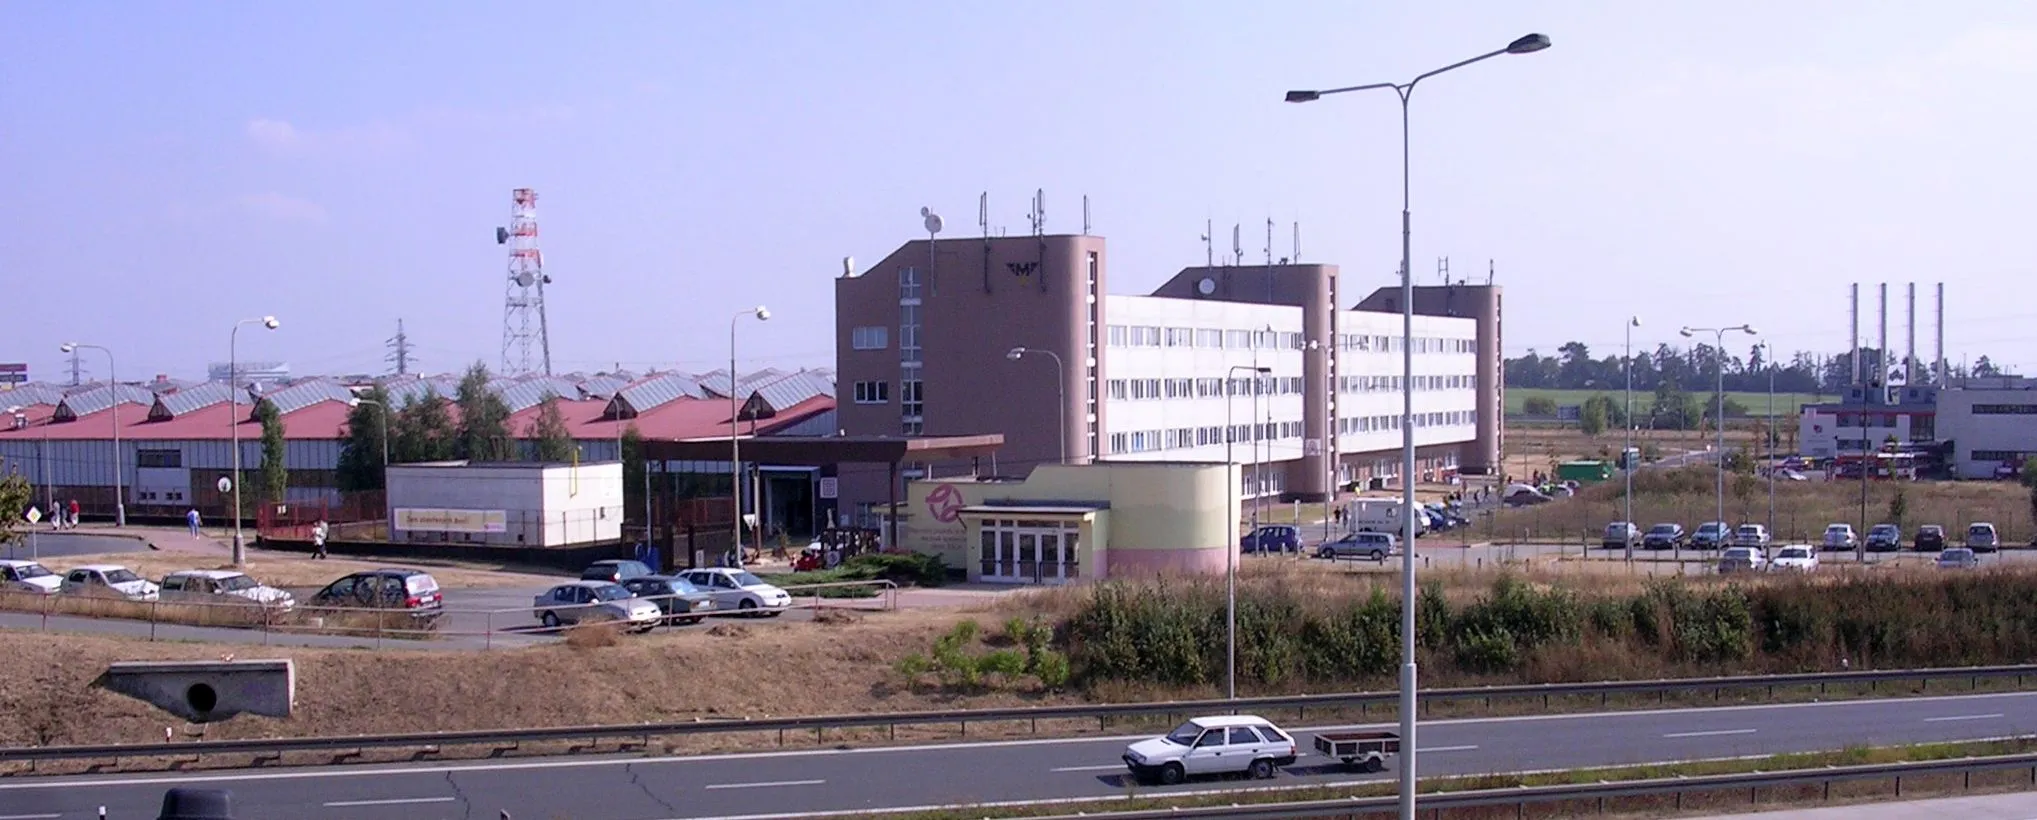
[
  {"left": 960, "top": 504, "right": 1108, "bottom": 516},
  {"left": 643, "top": 434, "right": 1002, "bottom": 464}
]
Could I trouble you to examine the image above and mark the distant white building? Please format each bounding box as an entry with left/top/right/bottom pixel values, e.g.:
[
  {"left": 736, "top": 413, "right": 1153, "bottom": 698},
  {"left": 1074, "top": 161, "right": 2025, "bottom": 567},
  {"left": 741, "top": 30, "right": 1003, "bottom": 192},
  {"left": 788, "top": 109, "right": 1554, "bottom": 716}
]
[
  {"left": 1936, "top": 378, "right": 2037, "bottom": 479},
  {"left": 385, "top": 460, "right": 625, "bottom": 547},
  {"left": 207, "top": 361, "right": 291, "bottom": 386}
]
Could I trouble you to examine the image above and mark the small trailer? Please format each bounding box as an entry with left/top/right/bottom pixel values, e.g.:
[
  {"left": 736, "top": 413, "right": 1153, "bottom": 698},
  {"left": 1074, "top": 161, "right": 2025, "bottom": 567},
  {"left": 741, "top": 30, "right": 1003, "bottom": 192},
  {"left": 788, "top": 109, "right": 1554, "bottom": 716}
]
[{"left": 1313, "top": 730, "right": 1402, "bottom": 772}]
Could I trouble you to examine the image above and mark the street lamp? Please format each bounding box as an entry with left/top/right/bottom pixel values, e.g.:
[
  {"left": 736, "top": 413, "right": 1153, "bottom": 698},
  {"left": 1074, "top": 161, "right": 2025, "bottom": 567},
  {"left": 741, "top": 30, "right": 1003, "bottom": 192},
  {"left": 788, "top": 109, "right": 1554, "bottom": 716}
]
[
  {"left": 1005, "top": 348, "right": 1067, "bottom": 465},
  {"left": 58, "top": 343, "right": 124, "bottom": 527},
  {"left": 1679, "top": 324, "right": 1758, "bottom": 534},
  {"left": 729, "top": 306, "right": 771, "bottom": 569},
  {"left": 1756, "top": 341, "right": 1777, "bottom": 538},
  {"left": 1224, "top": 364, "right": 1271, "bottom": 701},
  {"left": 1623, "top": 317, "right": 1641, "bottom": 562},
  {"left": 228, "top": 316, "right": 281, "bottom": 566},
  {"left": 1286, "top": 32, "right": 1550, "bottom": 819}
]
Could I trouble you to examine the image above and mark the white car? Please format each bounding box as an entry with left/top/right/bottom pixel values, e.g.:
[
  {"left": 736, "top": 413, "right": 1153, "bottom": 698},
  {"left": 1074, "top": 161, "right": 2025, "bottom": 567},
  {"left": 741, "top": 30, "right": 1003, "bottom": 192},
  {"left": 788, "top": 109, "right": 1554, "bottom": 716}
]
[
  {"left": 1770, "top": 545, "right": 1819, "bottom": 572},
  {"left": 1122, "top": 715, "right": 1300, "bottom": 785},
  {"left": 1937, "top": 548, "right": 1980, "bottom": 569},
  {"left": 1717, "top": 547, "right": 1768, "bottom": 574},
  {"left": 1821, "top": 524, "right": 1858, "bottom": 551},
  {"left": 59, "top": 565, "right": 160, "bottom": 601},
  {"left": 0, "top": 559, "right": 62, "bottom": 594},
  {"left": 160, "top": 570, "right": 296, "bottom": 610},
  {"left": 679, "top": 568, "right": 793, "bottom": 616}
]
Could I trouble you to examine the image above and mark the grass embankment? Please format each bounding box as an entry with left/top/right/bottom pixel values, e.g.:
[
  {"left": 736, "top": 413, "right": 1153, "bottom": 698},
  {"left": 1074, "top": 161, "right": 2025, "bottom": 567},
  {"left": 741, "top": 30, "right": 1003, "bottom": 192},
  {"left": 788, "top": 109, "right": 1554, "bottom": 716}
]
[
  {"left": 1507, "top": 387, "right": 1830, "bottom": 417},
  {"left": 869, "top": 737, "right": 2037, "bottom": 820},
  {"left": 0, "top": 590, "right": 434, "bottom": 639},
  {"left": 1492, "top": 465, "right": 2032, "bottom": 544}
]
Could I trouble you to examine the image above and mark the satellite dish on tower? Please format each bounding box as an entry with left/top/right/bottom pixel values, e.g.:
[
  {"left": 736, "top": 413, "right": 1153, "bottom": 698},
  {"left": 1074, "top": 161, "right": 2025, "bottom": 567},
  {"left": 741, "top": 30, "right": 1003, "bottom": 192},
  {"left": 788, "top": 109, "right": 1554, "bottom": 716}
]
[
  {"left": 1197, "top": 277, "right": 1217, "bottom": 296},
  {"left": 495, "top": 227, "right": 509, "bottom": 245},
  {"left": 922, "top": 207, "right": 943, "bottom": 235},
  {"left": 514, "top": 271, "right": 537, "bottom": 288}
]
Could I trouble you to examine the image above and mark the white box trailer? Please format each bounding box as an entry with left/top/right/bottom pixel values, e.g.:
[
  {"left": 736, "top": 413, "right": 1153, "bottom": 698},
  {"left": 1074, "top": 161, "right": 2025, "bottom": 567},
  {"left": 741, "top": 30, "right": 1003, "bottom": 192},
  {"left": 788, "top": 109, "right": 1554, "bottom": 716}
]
[{"left": 1343, "top": 498, "right": 1427, "bottom": 536}]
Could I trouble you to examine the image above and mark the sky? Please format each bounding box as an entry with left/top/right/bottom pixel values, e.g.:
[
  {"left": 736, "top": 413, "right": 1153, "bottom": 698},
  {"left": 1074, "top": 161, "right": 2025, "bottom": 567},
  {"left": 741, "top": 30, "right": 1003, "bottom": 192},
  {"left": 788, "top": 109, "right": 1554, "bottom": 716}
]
[{"left": 4, "top": 1, "right": 2034, "bottom": 384}]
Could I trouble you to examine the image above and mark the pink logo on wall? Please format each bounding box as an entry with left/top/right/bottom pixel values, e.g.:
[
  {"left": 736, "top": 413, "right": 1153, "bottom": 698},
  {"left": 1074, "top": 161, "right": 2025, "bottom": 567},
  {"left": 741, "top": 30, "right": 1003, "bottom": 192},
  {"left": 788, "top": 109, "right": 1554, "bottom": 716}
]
[{"left": 927, "top": 484, "right": 966, "bottom": 524}]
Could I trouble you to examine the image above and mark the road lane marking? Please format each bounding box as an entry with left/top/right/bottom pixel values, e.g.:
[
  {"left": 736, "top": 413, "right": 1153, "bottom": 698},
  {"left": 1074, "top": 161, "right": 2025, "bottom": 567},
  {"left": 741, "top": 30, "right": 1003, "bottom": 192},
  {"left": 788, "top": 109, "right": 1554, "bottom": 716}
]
[
  {"left": 323, "top": 797, "right": 457, "bottom": 807},
  {"left": 1926, "top": 713, "right": 2006, "bottom": 722},
  {"left": 704, "top": 779, "right": 826, "bottom": 790},
  {"left": 1663, "top": 729, "right": 1757, "bottom": 738},
  {"left": 1051, "top": 764, "right": 1126, "bottom": 772},
  {"left": 7, "top": 692, "right": 2035, "bottom": 792},
  {"left": 1421, "top": 745, "right": 1479, "bottom": 752},
  {"left": 0, "top": 813, "right": 63, "bottom": 819}
]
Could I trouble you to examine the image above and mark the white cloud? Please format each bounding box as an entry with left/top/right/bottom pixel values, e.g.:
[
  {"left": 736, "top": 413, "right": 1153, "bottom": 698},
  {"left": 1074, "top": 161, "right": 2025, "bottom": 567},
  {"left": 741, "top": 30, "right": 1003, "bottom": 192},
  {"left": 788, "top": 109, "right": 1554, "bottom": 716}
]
[
  {"left": 244, "top": 117, "right": 406, "bottom": 158},
  {"left": 239, "top": 192, "right": 329, "bottom": 224}
]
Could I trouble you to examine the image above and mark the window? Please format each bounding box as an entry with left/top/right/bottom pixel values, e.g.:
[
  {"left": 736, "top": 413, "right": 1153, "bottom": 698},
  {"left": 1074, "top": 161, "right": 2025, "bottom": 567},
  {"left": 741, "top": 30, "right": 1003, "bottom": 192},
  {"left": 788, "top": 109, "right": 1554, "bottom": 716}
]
[
  {"left": 1165, "top": 327, "right": 1193, "bottom": 347},
  {"left": 1108, "top": 325, "right": 1128, "bottom": 347},
  {"left": 853, "top": 381, "right": 890, "bottom": 404},
  {"left": 1226, "top": 330, "right": 1251, "bottom": 349},
  {"left": 851, "top": 326, "right": 889, "bottom": 350},
  {"left": 1107, "top": 379, "right": 1128, "bottom": 400},
  {"left": 1195, "top": 328, "right": 1223, "bottom": 348},
  {"left": 136, "top": 449, "right": 181, "bottom": 468},
  {"left": 898, "top": 266, "right": 922, "bottom": 300},
  {"left": 1974, "top": 404, "right": 2037, "bottom": 415}
]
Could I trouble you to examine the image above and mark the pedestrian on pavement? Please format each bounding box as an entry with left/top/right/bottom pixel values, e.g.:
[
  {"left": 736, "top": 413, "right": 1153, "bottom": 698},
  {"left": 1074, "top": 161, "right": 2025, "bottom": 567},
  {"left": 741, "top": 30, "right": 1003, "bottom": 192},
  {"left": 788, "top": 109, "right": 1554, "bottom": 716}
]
[
  {"left": 311, "top": 519, "right": 329, "bottom": 559},
  {"left": 186, "top": 508, "right": 202, "bottom": 537},
  {"left": 67, "top": 499, "right": 80, "bottom": 529}
]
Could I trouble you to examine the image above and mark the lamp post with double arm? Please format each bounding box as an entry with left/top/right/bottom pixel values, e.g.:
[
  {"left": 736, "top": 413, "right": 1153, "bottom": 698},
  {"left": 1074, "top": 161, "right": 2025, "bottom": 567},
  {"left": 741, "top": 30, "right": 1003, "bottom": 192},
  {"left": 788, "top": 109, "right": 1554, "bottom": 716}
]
[{"left": 227, "top": 316, "right": 280, "bottom": 566}]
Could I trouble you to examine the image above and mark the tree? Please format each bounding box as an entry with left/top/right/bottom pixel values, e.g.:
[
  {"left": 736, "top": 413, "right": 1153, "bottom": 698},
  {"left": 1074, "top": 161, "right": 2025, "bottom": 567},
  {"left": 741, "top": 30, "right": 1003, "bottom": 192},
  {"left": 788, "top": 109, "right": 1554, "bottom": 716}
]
[
  {"left": 1888, "top": 485, "right": 1908, "bottom": 528},
  {"left": 254, "top": 399, "right": 288, "bottom": 504},
  {"left": 336, "top": 385, "right": 392, "bottom": 492},
  {"left": 392, "top": 391, "right": 458, "bottom": 463},
  {"left": 455, "top": 361, "right": 515, "bottom": 462},
  {"left": 0, "top": 464, "right": 30, "bottom": 546},
  {"left": 1522, "top": 395, "right": 1558, "bottom": 416},
  {"left": 620, "top": 423, "right": 645, "bottom": 524},
  {"left": 1579, "top": 396, "right": 1609, "bottom": 437},
  {"left": 525, "top": 392, "right": 576, "bottom": 462}
]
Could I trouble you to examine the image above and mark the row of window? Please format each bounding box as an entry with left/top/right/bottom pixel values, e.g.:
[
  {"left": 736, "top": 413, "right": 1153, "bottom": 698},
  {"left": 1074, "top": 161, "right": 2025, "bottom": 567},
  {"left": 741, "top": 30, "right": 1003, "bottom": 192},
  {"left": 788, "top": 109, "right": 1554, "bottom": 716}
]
[
  {"left": 1105, "top": 410, "right": 1475, "bottom": 456},
  {"left": 1336, "top": 411, "right": 1476, "bottom": 435},
  {"left": 1105, "top": 375, "right": 1303, "bottom": 401},
  {"left": 1972, "top": 449, "right": 2029, "bottom": 462},
  {"left": 1339, "top": 374, "right": 1476, "bottom": 393},
  {"left": 1105, "top": 324, "right": 1473, "bottom": 355},
  {"left": 1973, "top": 404, "right": 2037, "bottom": 415},
  {"left": 851, "top": 326, "right": 889, "bottom": 350}
]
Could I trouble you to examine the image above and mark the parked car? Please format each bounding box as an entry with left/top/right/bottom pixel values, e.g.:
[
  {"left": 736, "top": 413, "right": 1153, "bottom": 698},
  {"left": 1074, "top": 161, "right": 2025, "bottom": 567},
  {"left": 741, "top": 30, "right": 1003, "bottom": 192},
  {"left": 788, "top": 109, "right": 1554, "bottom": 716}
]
[
  {"left": 1240, "top": 525, "right": 1300, "bottom": 554},
  {"left": 533, "top": 581, "right": 661, "bottom": 632},
  {"left": 1937, "top": 547, "right": 1980, "bottom": 570},
  {"left": 1966, "top": 522, "right": 2001, "bottom": 553},
  {"left": 1691, "top": 522, "right": 1731, "bottom": 550},
  {"left": 1317, "top": 531, "right": 1396, "bottom": 562},
  {"left": 59, "top": 565, "right": 160, "bottom": 601},
  {"left": 1731, "top": 524, "right": 1771, "bottom": 549},
  {"left": 678, "top": 567, "right": 792, "bottom": 616},
  {"left": 1771, "top": 545, "right": 1819, "bottom": 572},
  {"left": 1601, "top": 522, "right": 1640, "bottom": 551},
  {"left": 1642, "top": 523, "right": 1686, "bottom": 550},
  {"left": 160, "top": 570, "right": 296, "bottom": 610},
  {"left": 1914, "top": 524, "right": 1947, "bottom": 551},
  {"left": 621, "top": 575, "right": 717, "bottom": 625},
  {"left": 0, "top": 559, "right": 61, "bottom": 594},
  {"left": 1864, "top": 524, "right": 1903, "bottom": 552},
  {"left": 309, "top": 569, "right": 443, "bottom": 622},
  {"left": 1717, "top": 546, "right": 1768, "bottom": 574},
  {"left": 1820, "top": 524, "right": 1859, "bottom": 551},
  {"left": 580, "top": 559, "right": 656, "bottom": 584},
  {"left": 1121, "top": 715, "right": 1299, "bottom": 785}
]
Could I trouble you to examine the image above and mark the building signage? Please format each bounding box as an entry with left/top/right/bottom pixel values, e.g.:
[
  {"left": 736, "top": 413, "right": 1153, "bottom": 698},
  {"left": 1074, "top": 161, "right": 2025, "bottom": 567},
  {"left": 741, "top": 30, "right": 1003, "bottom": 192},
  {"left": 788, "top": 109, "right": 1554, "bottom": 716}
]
[
  {"left": 817, "top": 477, "right": 839, "bottom": 499},
  {"left": 393, "top": 508, "right": 508, "bottom": 534},
  {"left": 0, "top": 363, "right": 25, "bottom": 385},
  {"left": 1005, "top": 261, "right": 1039, "bottom": 278}
]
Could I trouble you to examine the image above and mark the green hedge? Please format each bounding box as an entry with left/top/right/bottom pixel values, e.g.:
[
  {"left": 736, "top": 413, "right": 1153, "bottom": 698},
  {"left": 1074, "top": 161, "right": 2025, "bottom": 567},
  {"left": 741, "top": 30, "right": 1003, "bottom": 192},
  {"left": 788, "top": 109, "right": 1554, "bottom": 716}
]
[{"left": 762, "top": 553, "right": 949, "bottom": 598}]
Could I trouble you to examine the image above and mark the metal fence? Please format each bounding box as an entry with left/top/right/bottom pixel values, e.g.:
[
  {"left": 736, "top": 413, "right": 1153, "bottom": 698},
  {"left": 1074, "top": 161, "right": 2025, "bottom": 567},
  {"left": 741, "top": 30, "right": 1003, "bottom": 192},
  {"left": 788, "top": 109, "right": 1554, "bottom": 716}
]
[{"left": 2, "top": 662, "right": 2033, "bottom": 766}]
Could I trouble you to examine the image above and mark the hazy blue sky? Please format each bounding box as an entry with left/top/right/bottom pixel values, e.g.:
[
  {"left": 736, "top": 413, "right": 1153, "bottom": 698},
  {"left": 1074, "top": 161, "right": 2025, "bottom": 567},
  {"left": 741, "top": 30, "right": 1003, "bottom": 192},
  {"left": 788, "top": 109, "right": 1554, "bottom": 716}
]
[{"left": 5, "top": 1, "right": 2033, "bottom": 383}]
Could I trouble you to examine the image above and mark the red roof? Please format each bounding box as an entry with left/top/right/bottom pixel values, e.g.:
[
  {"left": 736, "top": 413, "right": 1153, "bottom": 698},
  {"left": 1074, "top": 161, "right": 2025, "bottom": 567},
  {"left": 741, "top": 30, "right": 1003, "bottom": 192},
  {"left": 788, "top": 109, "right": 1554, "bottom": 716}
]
[
  {"left": 0, "top": 398, "right": 354, "bottom": 441},
  {"left": 507, "top": 394, "right": 836, "bottom": 442}
]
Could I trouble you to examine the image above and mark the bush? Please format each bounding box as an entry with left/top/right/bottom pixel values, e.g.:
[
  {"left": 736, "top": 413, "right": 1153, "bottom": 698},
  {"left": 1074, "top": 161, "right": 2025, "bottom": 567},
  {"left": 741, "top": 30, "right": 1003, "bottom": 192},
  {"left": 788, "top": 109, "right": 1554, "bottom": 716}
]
[{"left": 762, "top": 552, "right": 950, "bottom": 598}]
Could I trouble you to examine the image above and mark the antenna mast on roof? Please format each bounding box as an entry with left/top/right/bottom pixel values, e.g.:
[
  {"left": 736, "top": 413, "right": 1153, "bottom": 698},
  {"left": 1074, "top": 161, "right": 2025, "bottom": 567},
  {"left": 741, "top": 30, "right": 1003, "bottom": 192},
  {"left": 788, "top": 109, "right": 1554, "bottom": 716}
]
[
  {"left": 1200, "top": 219, "right": 1213, "bottom": 267},
  {"left": 1437, "top": 256, "right": 1450, "bottom": 285},
  {"left": 496, "top": 188, "right": 553, "bottom": 377},
  {"left": 1031, "top": 188, "right": 1046, "bottom": 292},
  {"left": 1231, "top": 224, "right": 1242, "bottom": 267},
  {"left": 1082, "top": 194, "right": 1091, "bottom": 235},
  {"left": 385, "top": 318, "right": 415, "bottom": 376},
  {"left": 980, "top": 192, "right": 993, "bottom": 294},
  {"left": 1292, "top": 221, "right": 1300, "bottom": 263}
]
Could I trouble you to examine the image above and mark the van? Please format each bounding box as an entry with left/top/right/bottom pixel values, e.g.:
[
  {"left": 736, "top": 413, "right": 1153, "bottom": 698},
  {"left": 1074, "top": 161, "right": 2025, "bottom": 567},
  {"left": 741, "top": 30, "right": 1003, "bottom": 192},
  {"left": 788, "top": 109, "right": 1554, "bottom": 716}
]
[
  {"left": 1343, "top": 499, "right": 1426, "bottom": 536},
  {"left": 1966, "top": 522, "right": 2000, "bottom": 553}
]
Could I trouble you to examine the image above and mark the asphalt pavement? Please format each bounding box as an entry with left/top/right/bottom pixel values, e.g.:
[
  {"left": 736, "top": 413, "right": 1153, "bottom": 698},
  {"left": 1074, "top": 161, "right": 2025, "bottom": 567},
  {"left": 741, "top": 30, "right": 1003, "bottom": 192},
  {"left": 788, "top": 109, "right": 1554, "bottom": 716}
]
[
  {"left": 0, "top": 531, "right": 147, "bottom": 560},
  {"left": 1687, "top": 791, "right": 2037, "bottom": 820},
  {"left": 6, "top": 690, "right": 2037, "bottom": 819}
]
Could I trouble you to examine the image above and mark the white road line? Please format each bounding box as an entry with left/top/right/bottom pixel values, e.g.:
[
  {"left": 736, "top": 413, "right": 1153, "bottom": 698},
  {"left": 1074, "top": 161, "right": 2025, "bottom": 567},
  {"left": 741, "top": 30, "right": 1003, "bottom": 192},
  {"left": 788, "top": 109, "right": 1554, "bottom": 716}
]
[
  {"left": 0, "top": 813, "right": 64, "bottom": 820},
  {"left": 1421, "top": 745, "right": 1479, "bottom": 753},
  {"left": 1925, "top": 713, "right": 2007, "bottom": 722},
  {"left": 1663, "top": 729, "right": 1758, "bottom": 738},
  {"left": 322, "top": 796, "right": 458, "bottom": 807},
  {"left": 1051, "top": 764, "right": 1127, "bottom": 772},
  {"left": 704, "top": 779, "right": 827, "bottom": 790}
]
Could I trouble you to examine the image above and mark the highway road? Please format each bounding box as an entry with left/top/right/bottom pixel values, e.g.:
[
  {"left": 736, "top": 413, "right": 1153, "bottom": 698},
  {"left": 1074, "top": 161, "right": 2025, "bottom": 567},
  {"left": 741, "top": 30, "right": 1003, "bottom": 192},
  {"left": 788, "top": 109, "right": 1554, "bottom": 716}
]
[
  {"left": 6, "top": 690, "right": 2037, "bottom": 819},
  {"left": 1688, "top": 790, "right": 2037, "bottom": 819},
  {"left": 0, "top": 532, "right": 146, "bottom": 560}
]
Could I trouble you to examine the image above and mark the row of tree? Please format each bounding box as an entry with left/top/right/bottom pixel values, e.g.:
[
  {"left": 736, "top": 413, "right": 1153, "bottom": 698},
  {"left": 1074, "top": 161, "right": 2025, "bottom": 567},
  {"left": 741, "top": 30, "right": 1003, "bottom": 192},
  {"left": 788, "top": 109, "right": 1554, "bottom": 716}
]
[
  {"left": 1506, "top": 342, "right": 2009, "bottom": 394},
  {"left": 334, "top": 362, "right": 603, "bottom": 492}
]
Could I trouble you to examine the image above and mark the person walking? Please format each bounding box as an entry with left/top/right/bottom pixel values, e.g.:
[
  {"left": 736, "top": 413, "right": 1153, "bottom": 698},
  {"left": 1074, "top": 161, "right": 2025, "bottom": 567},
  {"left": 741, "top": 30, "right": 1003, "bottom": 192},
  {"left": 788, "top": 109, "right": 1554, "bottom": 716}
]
[
  {"left": 186, "top": 508, "right": 202, "bottom": 537},
  {"left": 311, "top": 519, "right": 329, "bottom": 560},
  {"left": 67, "top": 499, "right": 80, "bottom": 529}
]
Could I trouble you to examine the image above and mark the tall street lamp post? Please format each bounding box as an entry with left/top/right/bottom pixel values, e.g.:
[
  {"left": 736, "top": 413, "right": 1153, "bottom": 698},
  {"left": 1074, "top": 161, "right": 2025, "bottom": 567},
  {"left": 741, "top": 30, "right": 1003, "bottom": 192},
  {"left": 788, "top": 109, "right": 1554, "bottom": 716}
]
[
  {"left": 1224, "top": 364, "right": 1270, "bottom": 701},
  {"left": 1623, "top": 317, "right": 1641, "bottom": 562},
  {"left": 1757, "top": 342, "right": 1777, "bottom": 537},
  {"left": 729, "top": 306, "right": 771, "bottom": 569},
  {"left": 58, "top": 343, "right": 124, "bottom": 527},
  {"left": 228, "top": 316, "right": 281, "bottom": 566},
  {"left": 1005, "top": 347, "right": 1066, "bottom": 465},
  {"left": 1285, "top": 32, "right": 1551, "bottom": 820},
  {"left": 1679, "top": 325, "right": 1758, "bottom": 534}
]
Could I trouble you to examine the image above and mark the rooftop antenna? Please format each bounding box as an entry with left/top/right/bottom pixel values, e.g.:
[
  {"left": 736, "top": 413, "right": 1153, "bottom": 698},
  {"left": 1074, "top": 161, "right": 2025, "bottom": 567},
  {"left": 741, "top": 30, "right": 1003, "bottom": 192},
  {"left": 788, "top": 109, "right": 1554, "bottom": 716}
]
[
  {"left": 1438, "top": 257, "right": 1450, "bottom": 286},
  {"left": 979, "top": 192, "right": 993, "bottom": 294},
  {"left": 1487, "top": 259, "right": 1495, "bottom": 286},
  {"left": 1200, "top": 219, "right": 1213, "bottom": 267},
  {"left": 1265, "top": 217, "right": 1275, "bottom": 305},
  {"left": 921, "top": 206, "right": 943, "bottom": 296},
  {"left": 1031, "top": 188, "right": 1047, "bottom": 292},
  {"left": 1231, "top": 223, "right": 1242, "bottom": 267},
  {"left": 1292, "top": 221, "right": 1300, "bottom": 263},
  {"left": 1082, "top": 195, "right": 1090, "bottom": 235}
]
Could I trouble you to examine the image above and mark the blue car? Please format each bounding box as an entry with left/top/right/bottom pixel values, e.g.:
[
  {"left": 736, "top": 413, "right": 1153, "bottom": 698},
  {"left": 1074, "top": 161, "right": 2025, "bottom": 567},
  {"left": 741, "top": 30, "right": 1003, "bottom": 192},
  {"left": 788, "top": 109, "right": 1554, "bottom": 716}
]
[{"left": 1241, "top": 525, "right": 1301, "bottom": 554}]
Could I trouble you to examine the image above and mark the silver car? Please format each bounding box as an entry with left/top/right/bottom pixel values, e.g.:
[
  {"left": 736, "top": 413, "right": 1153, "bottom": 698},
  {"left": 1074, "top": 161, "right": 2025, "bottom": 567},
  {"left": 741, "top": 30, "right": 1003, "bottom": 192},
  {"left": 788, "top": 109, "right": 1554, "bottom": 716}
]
[
  {"left": 533, "top": 581, "right": 662, "bottom": 632},
  {"left": 1317, "top": 532, "right": 1397, "bottom": 562}
]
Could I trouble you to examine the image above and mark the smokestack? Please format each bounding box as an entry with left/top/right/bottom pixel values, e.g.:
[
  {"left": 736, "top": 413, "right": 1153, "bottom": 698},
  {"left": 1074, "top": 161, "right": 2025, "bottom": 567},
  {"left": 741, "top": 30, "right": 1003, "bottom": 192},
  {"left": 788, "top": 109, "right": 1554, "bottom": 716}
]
[
  {"left": 1878, "top": 282, "right": 1889, "bottom": 387},
  {"left": 1905, "top": 283, "right": 1917, "bottom": 386},
  {"left": 1936, "top": 282, "right": 1947, "bottom": 386},
  {"left": 1850, "top": 284, "right": 1861, "bottom": 385}
]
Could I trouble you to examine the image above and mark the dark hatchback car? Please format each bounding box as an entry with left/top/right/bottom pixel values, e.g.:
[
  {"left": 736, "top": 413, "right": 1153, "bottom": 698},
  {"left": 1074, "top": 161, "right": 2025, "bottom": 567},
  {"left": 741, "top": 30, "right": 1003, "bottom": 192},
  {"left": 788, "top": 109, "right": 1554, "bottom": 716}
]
[
  {"left": 1241, "top": 525, "right": 1301, "bottom": 554},
  {"left": 621, "top": 575, "right": 716, "bottom": 625},
  {"left": 309, "top": 569, "right": 443, "bottom": 623},
  {"left": 581, "top": 559, "right": 656, "bottom": 584},
  {"left": 1914, "top": 524, "right": 1947, "bottom": 552}
]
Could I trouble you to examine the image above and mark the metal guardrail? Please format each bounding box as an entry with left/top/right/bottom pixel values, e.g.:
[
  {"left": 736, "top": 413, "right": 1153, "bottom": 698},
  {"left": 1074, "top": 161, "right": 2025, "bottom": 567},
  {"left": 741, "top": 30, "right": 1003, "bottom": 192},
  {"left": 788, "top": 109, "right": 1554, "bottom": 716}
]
[
  {"left": 2, "top": 663, "right": 2033, "bottom": 765},
  {"left": 1018, "top": 749, "right": 2037, "bottom": 819}
]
